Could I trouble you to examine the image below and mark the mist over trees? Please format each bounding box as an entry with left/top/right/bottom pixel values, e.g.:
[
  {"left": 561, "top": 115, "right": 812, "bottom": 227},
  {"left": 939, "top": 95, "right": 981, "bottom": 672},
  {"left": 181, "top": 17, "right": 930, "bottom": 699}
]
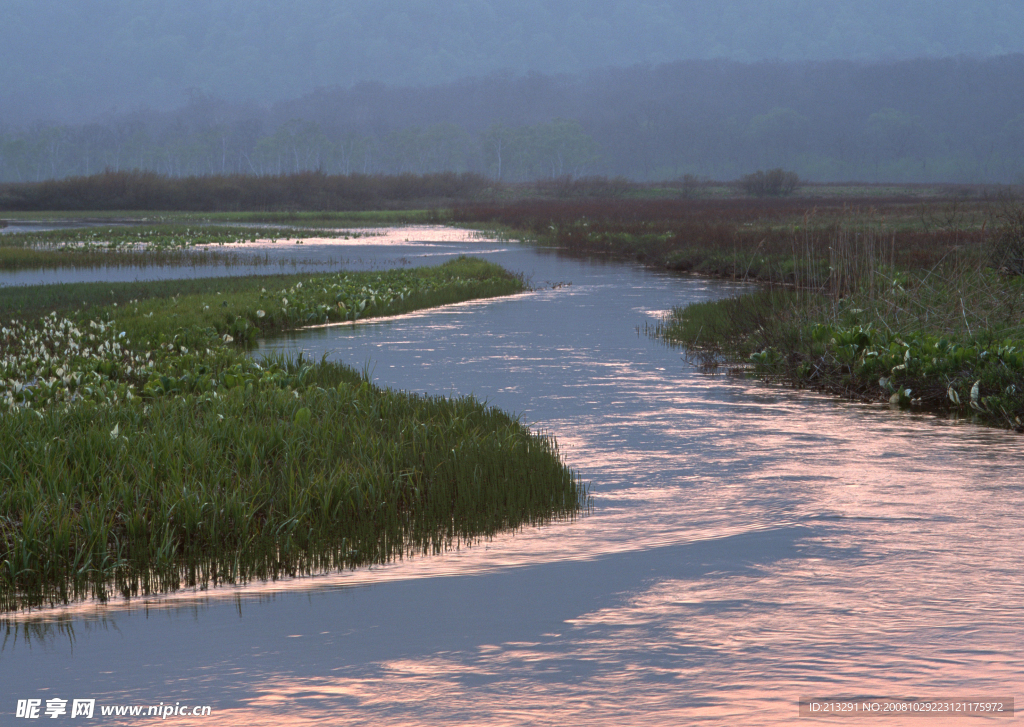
[
  {"left": 3, "top": 54, "right": 1023, "bottom": 185},
  {"left": 3, "top": 0, "right": 1024, "bottom": 125}
]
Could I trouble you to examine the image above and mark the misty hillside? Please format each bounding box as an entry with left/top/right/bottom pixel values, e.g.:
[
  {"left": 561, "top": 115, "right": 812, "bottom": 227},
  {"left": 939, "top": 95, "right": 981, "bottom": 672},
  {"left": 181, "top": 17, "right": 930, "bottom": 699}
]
[
  {"left": 3, "top": 55, "right": 1023, "bottom": 185},
  {"left": 3, "top": 0, "right": 1024, "bottom": 123}
]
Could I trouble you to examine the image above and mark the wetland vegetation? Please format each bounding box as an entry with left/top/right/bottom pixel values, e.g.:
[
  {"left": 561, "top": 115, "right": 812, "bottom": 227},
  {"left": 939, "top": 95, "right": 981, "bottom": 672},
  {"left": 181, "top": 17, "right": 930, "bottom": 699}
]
[
  {"left": 0, "top": 255, "right": 585, "bottom": 610},
  {"left": 0, "top": 170, "right": 488, "bottom": 213},
  {"left": 454, "top": 194, "right": 1024, "bottom": 429},
  {"left": 0, "top": 223, "right": 377, "bottom": 272},
  {"left": 5, "top": 177, "right": 1021, "bottom": 610}
]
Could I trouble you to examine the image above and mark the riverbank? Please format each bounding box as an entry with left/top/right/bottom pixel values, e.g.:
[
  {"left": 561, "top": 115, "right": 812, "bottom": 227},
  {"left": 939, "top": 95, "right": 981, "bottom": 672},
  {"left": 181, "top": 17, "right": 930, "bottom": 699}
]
[
  {"left": 0, "top": 208, "right": 437, "bottom": 226},
  {"left": 0, "top": 257, "right": 584, "bottom": 610},
  {"left": 0, "top": 223, "right": 381, "bottom": 272},
  {"left": 454, "top": 196, "right": 1024, "bottom": 429},
  {"left": 3, "top": 211, "right": 1020, "bottom": 727}
]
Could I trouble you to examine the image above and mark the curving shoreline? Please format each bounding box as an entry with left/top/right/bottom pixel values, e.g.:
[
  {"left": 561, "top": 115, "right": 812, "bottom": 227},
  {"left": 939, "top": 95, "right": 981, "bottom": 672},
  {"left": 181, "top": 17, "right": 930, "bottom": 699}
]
[
  {"left": 455, "top": 197, "right": 1024, "bottom": 430},
  {"left": 0, "top": 251, "right": 584, "bottom": 610}
]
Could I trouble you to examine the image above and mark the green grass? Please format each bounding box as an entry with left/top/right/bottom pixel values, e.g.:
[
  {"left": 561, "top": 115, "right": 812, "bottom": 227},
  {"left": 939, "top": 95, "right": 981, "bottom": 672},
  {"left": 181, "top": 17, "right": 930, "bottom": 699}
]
[
  {"left": 1, "top": 209, "right": 439, "bottom": 225},
  {"left": 1, "top": 363, "right": 581, "bottom": 610},
  {"left": 0, "top": 224, "right": 381, "bottom": 271},
  {"left": 185, "top": 209, "right": 443, "bottom": 225},
  {"left": 121, "top": 257, "right": 526, "bottom": 348},
  {"left": 0, "top": 224, "right": 374, "bottom": 249},
  {"left": 0, "top": 255, "right": 526, "bottom": 332},
  {"left": 0, "top": 257, "right": 585, "bottom": 609},
  {"left": 457, "top": 195, "right": 1024, "bottom": 429},
  {"left": 654, "top": 261, "right": 1024, "bottom": 429},
  {"left": 0, "top": 274, "right": 315, "bottom": 321},
  {"left": 0, "top": 244, "right": 254, "bottom": 272}
]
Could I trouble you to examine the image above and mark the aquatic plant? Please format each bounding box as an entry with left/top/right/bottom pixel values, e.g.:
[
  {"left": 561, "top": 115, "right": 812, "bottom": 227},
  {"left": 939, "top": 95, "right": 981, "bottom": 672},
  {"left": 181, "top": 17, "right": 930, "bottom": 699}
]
[
  {"left": 0, "top": 258, "right": 524, "bottom": 414},
  {"left": 0, "top": 358, "right": 583, "bottom": 610},
  {"left": 654, "top": 264, "right": 1024, "bottom": 428},
  {"left": 1, "top": 224, "right": 375, "bottom": 251},
  {"left": 115, "top": 256, "right": 525, "bottom": 346},
  {"left": 0, "top": 257, "right": 584, "bottom": 610},
  {"left": 0, "top": 224, "right": 377, "bottom": 271},
  {"left": 459, "top": 196, "right": 1024, "bottom": 428}
]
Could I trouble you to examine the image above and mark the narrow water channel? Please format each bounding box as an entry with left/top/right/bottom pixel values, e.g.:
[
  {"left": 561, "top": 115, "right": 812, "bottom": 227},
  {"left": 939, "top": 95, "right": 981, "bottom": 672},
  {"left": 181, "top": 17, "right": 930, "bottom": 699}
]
[
  {"left": 2, "top": 231, "right": 1021, "bottom": 725},
  {"left": 0, "top": 226, "right": 499, "bottom": 287}
]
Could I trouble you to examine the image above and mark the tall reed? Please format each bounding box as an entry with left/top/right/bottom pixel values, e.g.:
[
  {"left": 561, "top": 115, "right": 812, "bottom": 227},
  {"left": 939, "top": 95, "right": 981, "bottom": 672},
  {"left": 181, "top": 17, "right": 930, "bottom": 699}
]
[
  {"left": 652, "top": 205, "right": 1024, "bottom": 427},
  {"left": 0, "top": 363, "right": 584, "bottom": 609},
  {"left": 0, "top": 257, "right": 585, "bottom": 609}
]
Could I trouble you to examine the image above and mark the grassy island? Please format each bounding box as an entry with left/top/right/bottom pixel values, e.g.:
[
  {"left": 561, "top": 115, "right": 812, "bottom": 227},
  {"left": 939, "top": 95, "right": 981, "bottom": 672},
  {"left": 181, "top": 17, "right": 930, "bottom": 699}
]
[
  {"left": 0, "top": 256, "right": 585, "bottom": 610},
  {"left": 0, "top": 224, "right": 378, "bottom": 272}
]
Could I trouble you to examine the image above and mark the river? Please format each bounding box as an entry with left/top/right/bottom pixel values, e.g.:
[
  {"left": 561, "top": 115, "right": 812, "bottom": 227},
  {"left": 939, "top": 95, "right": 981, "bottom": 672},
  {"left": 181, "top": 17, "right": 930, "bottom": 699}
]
[{"left": 1, "top": 228, "right": 1021, "bottom": 725}]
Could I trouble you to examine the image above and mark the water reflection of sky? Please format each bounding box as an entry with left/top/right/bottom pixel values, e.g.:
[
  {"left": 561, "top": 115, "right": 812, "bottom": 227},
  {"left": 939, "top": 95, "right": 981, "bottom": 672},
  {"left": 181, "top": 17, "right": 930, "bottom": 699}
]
[
  {"left": 1, "top": 231, "right": 1021, "bottom": 726},
  {"left": 0, "top": 225, "right": 501, "bottom": 288}
]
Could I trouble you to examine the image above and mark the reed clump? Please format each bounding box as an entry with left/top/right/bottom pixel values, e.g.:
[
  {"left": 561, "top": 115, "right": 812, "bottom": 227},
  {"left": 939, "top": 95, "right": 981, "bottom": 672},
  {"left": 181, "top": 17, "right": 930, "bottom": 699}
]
[
  {"left": 455, "top": 195, "right": 1024, "bottom": 428},
  {"left": 0, "top": 258, "right": 584, "bottom": 610},
  {"left": 452, "top": 196, "right": 990, "bottom": 273},
  {"left": 0, "top": 364, "right": 582, "bottom": 610},
  {"left": 652, "top": 207, "right": 1024, "bottom": 429}
]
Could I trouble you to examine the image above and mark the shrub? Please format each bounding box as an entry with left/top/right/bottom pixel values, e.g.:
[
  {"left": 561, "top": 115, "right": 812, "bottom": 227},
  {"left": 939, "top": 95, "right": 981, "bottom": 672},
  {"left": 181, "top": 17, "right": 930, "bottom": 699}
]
[{"left": 739, "top": 168, "right": 800, "bottom": 197}]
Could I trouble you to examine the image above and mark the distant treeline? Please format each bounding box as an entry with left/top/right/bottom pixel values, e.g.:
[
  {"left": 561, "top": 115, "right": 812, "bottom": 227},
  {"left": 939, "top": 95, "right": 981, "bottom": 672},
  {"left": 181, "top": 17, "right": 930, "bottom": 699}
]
[
  {"left": 3, "top": 55, "right": 1024, "bottom": 184},
  {"left": 7, "top": 1, "right": 1024, "bottom": 124},
  {"left": 0, "top": 170, "right": 495, "bottom": 212}
]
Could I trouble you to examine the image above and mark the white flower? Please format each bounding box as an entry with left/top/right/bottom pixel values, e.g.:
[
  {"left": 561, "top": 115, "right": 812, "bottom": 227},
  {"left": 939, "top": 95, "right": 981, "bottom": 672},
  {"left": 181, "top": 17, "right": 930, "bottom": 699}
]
[
  {"left": 256, "top": 310, "right": 266, "bottom": 318},
  {"left": 110, "top": 424, "right": 119, "bottom": 439}
]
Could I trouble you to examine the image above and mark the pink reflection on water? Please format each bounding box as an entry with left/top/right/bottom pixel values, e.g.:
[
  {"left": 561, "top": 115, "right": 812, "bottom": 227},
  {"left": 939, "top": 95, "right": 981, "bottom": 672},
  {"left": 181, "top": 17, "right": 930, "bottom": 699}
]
[
  {"left": 25, "top": 382, "right": 1021, "bottom": 726},
  {"left": 246, "top": 225, "right": 499, "bottom": 248},
  {"left": 5, "top": 244, "right": 1023, "bottom": 726}
]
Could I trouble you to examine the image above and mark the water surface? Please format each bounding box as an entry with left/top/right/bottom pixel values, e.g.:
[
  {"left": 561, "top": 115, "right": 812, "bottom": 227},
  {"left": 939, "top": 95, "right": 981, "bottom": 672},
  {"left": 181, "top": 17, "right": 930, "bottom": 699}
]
[
  {"left": 0, "top": 226, "right": 503, "bottom": 287},
  {"left": 1, "top": 232, "right": 1020, "bottom": 725}
]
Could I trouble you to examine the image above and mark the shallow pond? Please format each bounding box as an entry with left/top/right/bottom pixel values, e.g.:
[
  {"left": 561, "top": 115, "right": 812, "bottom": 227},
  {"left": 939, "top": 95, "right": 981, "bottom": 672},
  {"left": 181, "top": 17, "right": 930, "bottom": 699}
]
[{"left": 1, "top": 230, "right": 1021, "bottom": 725}]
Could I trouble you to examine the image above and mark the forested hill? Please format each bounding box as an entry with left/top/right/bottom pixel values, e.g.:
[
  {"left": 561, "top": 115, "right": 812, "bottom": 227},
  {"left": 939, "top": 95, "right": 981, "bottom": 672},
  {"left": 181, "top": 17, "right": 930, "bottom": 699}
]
[
  {"left": 3, "top": 0, "right": 1024, "bottom": 123},
  {"left": 3, "top": 55, "right": 1023, "bottom": 184}
]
